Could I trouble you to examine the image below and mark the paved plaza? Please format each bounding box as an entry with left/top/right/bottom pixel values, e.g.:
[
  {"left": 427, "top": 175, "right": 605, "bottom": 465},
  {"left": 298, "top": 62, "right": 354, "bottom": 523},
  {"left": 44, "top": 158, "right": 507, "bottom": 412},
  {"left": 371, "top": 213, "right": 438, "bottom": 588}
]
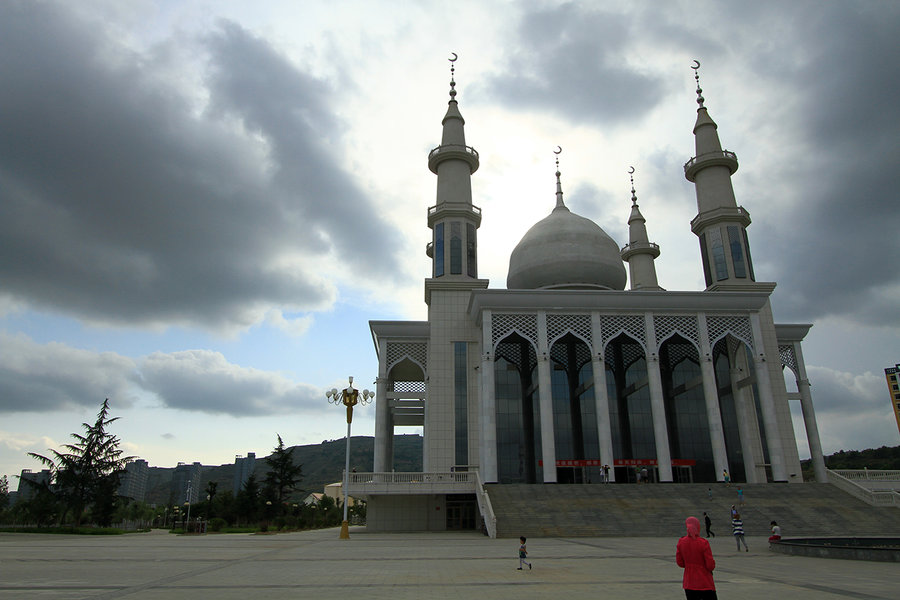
[{"left": 1, "top": 527, "right": 895, "bottom": 599}]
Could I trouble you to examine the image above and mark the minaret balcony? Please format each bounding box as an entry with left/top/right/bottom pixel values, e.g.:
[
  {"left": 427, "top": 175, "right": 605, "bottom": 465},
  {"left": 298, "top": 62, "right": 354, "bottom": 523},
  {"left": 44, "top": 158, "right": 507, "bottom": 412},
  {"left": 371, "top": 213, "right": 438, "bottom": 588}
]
[
  {"left": 690, "top": 205, "right": 751, "bottom": 235},
  {"left": 427, "top": 203, "right": 482, "bottom": 228},
  {"left": 620, "top": 241, "right": 660, "bottom": 261},
  {"left": 684, "top": 149, "right": 738, "bottom": 182},
  {"left": 428, "top": 144, "right": 480, "bottom": 174}
]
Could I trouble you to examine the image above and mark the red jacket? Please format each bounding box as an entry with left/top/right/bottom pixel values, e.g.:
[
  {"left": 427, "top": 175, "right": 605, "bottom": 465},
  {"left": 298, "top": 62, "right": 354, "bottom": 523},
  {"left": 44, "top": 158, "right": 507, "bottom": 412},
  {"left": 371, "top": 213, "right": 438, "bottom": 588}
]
[{"left": 676, "top": 517, "right": 716, "bottom": 591}]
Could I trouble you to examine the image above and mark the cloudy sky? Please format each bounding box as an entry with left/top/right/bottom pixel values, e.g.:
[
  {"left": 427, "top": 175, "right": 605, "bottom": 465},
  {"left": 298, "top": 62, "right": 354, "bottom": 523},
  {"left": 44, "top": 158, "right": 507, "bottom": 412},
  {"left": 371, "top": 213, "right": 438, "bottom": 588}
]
[{"left": 2, "top": 0, "right": 898, "bottom": 488}]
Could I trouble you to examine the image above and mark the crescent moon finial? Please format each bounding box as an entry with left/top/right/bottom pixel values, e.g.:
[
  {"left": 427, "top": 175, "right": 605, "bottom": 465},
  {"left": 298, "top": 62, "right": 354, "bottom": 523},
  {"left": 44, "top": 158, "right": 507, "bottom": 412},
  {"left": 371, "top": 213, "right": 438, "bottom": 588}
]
[
  {"left": 449, "top": 52, "right": 458, "bottom": 62},
  {"left": 628, "top": 166, "right": 635, "bottom": 174},
  {"left": 692, "top": 59, "right": 700, "bottom": 70},
  {"left": 692, "top": 60, "right": 705, "bottom": 108},
  {"left": 554, "top": 146, "right": 562, "bottom": 155}
]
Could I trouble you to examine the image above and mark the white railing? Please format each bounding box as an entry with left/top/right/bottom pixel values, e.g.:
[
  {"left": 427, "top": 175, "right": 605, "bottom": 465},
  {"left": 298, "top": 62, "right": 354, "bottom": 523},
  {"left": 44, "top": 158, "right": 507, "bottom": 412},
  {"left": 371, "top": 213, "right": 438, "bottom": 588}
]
[
  {"left": 347, "top": 471, "right": 477, "bottom": 496},
  {"left": 474, "top": 470, "right": 497, "bottom": 539},
  {"left": 826, "top": 469, "right": 900, "bottom": 507},
  {"left": 831, "top": 469, "right": 900, "bottom": 481}
]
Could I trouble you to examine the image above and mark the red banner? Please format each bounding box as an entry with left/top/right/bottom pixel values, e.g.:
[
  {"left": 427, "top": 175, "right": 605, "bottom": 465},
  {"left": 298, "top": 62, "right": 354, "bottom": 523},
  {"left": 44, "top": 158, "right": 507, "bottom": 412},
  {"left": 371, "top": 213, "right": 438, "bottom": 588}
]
[{"left": 538, "top": 458, "right": 696, "bottom": 467}]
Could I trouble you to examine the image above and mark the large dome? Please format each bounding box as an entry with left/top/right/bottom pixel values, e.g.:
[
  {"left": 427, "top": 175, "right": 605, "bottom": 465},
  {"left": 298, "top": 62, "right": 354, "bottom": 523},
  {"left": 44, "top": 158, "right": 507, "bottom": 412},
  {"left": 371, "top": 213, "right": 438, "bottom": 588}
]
[{"left": 507, "top": 204, "right": 627, "bottom": 290}]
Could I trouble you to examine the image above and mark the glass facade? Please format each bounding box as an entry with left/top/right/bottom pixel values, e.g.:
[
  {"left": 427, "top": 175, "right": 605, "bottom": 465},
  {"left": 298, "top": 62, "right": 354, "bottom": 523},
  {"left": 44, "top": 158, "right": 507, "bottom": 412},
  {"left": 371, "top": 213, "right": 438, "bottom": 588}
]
[
  {"left": 466, "top": 223, "right": 477, "bottom": 278},
  {"left": 434, "top": 223, "right": 444, "bottom": 277},
  {"left": 699, "top": 233, "right": 713, "bottom": 287},
  {"left": 659, "top": 336, "right": 714, "bottom": 482},
  {"left": 708, "top": 227, "right": 729, "bottom": 281},
  {"left": 713, "top": 341, "right": 745, "bottom": 482},
  {"left": 450, "top": 221, "right": 462, "bottom": 274},
  {"left": 494, "top": 335, "right": 541, "bottom": 483},
  {"left": 727, "top": 225, "right": 746, "bottom": 278},
  {"left": 454, "top": 342, "right": 468, "bottom": 468}
]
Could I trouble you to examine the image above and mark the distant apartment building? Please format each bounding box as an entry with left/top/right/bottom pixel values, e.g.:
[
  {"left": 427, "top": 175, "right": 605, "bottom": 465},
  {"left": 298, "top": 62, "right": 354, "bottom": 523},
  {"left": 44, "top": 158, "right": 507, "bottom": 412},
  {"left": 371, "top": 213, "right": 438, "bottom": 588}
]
[
  {"left": 118, "top": 459, "right": 149, "bottom": 502},
  {"left": 886, "top": 364, "right": 900, "bottom": 435},
  {"left": 233, "top": 452, "right": 256, "bottom": 495},
  {"left": 16, "top": 468, "right": 51, "bottom": 503},
  {"left": 171, "top": 462, "right": 202, "bottom": 504}
]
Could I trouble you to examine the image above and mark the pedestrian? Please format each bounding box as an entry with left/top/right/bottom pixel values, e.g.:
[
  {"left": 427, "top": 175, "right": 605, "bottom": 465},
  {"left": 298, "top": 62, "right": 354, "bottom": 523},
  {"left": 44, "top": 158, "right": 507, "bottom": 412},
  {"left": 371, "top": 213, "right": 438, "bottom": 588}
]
[
  {"left": 730, "top": 504, "right": 737, "bottom": 519},
  {"left": 676, "top": 516, "right": 718, "bottom": 599},
  {"left": 723, "top": 469, "right": 730, "bottom": 487},
  {"left": 703, "top": 512, "right": 715, "bottom": 538},
  {"left": 737, "top": 486, "right": 744, "bottom": 506},
  {"left": 603, "top": 464, "right": 610, "bottom": 483},
  {"left": 768, "top": 521, "right": 782, "bottom": 542},
  {"left": 707, "top": 487, "right": 712, "bottom": 501},
  {"left": 517, "top": 536, "right": 532, "bottom": 570},
  {"left": 732, "top": 512, "right": 749, "bottom": 552},
  {"left": 641, "top": 466, "right": 649, "bottom": 483}
]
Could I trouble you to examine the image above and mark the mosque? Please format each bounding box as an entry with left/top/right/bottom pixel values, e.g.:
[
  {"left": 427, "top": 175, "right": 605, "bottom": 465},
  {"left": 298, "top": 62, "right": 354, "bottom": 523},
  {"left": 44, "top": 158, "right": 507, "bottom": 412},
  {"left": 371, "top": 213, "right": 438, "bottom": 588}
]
[{"left": 359, "top": 60, "right": 828, "bottom": 532}]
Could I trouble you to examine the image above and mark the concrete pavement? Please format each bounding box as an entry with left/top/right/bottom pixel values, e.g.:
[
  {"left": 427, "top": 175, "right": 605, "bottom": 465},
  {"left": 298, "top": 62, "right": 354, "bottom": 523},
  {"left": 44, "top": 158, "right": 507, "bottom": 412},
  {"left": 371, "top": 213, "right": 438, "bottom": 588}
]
[{"left": 1, "top": 527, "right": 896, "bottom": 599}]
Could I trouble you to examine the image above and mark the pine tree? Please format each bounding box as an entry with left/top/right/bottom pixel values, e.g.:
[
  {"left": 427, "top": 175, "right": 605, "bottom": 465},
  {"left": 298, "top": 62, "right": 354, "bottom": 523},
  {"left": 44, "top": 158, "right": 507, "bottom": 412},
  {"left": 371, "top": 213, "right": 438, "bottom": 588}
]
[
  {"left": 264, "top": 434, "right": 304, "bottom": 511},
  {"left": 28, "top": 399, "right": 133, "bottom": 526}
]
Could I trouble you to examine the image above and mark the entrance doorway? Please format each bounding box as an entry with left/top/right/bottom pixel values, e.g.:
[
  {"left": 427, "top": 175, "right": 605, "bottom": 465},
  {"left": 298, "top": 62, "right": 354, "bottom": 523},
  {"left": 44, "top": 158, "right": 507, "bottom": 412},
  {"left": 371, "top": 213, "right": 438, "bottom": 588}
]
[{"left": 446, "top": 494, "right": 476, "bottom": 530}]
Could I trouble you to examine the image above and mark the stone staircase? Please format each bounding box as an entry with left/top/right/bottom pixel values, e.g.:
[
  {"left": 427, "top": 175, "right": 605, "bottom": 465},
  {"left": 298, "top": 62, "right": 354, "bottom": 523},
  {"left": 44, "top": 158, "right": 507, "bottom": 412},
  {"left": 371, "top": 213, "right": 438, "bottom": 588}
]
[{"left": 484, "top": 482, "right": 900, "bottom": 538}]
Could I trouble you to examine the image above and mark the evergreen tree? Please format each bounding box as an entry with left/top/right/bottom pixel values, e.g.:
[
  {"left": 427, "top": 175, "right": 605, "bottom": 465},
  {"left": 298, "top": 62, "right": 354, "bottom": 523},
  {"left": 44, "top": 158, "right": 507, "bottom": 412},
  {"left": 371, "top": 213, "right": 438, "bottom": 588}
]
[
  {"left": 28, "top": 399, "right": 133, "bottom": 525},
  {"left": 235, "top": 474, "right": 260, "bottom": 525},
  {"left": 263, "top": 434, "right": 304, "bottom": 511},
  {"left": 0, "top": 475, "right": 8, "bottom": 509}
]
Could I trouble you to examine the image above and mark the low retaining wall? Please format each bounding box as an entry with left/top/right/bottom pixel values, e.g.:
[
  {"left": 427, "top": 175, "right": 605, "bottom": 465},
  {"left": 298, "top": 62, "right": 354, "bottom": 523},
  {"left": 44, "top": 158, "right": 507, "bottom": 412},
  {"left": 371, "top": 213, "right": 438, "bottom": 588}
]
[{"left": 770, "top": 537, "right": 900, "bottom": 562}]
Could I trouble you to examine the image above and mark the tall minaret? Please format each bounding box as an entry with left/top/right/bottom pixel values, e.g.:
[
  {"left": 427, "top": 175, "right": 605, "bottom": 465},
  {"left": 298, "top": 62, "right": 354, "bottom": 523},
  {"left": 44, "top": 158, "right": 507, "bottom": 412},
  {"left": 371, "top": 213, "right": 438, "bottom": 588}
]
[
  {"left": 620, "top": 167, "right": 663, "bottom": 290},
  {"left": 424, "top": 55, "right": 484, "bottom": 304},
  {"left": 684, "top": 61, "right": 756, "bottom": 290}
]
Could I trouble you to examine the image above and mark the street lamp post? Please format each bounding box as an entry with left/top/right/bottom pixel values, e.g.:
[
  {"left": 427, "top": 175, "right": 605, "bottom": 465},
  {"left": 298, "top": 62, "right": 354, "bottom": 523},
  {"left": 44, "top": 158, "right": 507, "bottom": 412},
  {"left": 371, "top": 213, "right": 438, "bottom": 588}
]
[{"left": 326, "top": 376, "right": 373, "bottom": 539}]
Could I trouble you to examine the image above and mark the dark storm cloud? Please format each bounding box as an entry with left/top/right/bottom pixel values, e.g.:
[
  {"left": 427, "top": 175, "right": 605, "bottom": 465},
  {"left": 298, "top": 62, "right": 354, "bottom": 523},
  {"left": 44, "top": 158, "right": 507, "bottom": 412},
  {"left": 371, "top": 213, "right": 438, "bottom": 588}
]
[
  {"left": 479, "top": 4, "right": 665, "bottom": 124},
  {"left": 724, "top": 2, "right": 900, "bottom": 327},
  {"left": 0, "top": 4, "right": 401, "bottom": 331}
]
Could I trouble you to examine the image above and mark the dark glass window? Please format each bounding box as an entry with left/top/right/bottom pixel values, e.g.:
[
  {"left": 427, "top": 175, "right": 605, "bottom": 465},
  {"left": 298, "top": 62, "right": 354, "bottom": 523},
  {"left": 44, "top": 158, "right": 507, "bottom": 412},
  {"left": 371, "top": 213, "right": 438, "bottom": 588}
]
[
  {"left": 742, "top": 229, "right": 756, "bottom": 281},
  {"left": 709, "top": 228, "right": 729, "bottom": 281},
  {"left": 450, "top": 222, "right": 462, "bottom": 274},
  {"left": 728, "top": 226, "right": 746, "bottom": 278},
  {"left": 466, "top": 223, "right": 477, "bottom": 278},
  {"left": 454, "top": 342, "right": 468, "bottom": 468},
  {"left": 699, "top": 233, "right": 713, "bottom": 287},
  {"left": 494, "top": 336, "right": 542, "bottom": 484},
  {"left": 435, "top": 223, "right": 444, "bottom": 277},
  {"left": 713, "top": 339, "right": 745, "bottom": 482}
]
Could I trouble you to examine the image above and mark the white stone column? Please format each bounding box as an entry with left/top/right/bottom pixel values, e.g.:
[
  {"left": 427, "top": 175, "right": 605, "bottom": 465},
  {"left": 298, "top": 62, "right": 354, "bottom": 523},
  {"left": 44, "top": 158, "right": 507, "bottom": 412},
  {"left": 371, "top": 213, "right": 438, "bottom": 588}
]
[
  {"left": 536, "top": 312, "right": 557, "bottom": 483},
  {"left": 793, "top": 342, "right": 827, "bottom": 482},
  {"left": 479, "top": 311, "right": 498, "bottom": 483},
  {"left": 591, "top": 313, "right": 615, "bottom": 482},
  {"left": 374, "top": 339, "right": 390, "bottom": 473},
  {"left": 730, "top": 349, "right": 762, "bottom": 483},
  {"left": 750, "top": 314, "right": 787, "bottom": 482},
  {"left": 697, "top": 314, "right": 729, "bottom": 481},
  {"left": 644, "top": 314, "right": 673, "bottom": 482}
]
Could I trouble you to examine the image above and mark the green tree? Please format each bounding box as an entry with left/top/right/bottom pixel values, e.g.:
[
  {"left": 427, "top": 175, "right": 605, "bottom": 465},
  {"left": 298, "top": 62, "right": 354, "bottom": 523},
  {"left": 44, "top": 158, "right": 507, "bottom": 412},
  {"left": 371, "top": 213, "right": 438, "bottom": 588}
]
[
  {"left": 0, "top": 475, "right": 9, "bottom": 510},
  {"left": 235, "top": 474, "right": 261, "bottom": 525},
  {"left": 28, "top": 399, "right": 133, "bottom": 526},
  {"left": 204, "top": 481, "right": 218, "bottom": 522},
  {"left": 263, "top": 434, "right": 304, "bottom": 511}
]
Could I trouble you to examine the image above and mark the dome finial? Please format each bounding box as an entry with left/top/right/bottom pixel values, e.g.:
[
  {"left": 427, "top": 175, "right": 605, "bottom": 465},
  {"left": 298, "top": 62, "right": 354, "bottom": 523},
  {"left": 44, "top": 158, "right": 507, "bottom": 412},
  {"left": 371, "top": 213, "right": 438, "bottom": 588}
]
[
  {"left": 692, "top": 60, "right": 705, "bottom": 109},
  {"left": 629, "top": 166, "right": 638, "bottom": 205},
  {"left": 554, "top": 146, "right": 565, "bottom": 209},
  {"left": 448, "top": 52, "right": 458, "bottom": 101}
]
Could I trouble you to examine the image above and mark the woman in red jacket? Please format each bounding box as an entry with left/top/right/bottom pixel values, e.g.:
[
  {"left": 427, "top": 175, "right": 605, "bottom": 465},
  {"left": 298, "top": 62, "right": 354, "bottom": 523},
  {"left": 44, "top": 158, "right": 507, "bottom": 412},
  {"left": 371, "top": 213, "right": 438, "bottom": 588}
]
[{"left": 676, "top": 516, "right": 717, "bottom": 599}]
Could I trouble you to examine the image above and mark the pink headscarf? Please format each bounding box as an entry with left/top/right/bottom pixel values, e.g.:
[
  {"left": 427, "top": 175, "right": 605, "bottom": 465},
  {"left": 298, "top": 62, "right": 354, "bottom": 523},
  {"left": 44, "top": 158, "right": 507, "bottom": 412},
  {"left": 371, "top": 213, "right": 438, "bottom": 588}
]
[{"left": 685, "top": 516, "right": 701, "bottom": 538}]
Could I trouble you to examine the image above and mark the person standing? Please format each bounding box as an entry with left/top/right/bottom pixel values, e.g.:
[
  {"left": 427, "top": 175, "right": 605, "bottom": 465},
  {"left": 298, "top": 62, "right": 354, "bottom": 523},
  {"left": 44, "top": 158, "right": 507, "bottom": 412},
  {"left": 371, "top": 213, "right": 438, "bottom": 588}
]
[
  {"left": 517, "top": 536, "right": 532, "bottom": 570},
  {"left": 703, "top": 512, "right": 715, "bottom": 538},
  {"left": 603, "top": 464, "right": 610, "bottom": 483},
  {"left": 737, "top": 486, "right": 744, "bottom": 506},
  {"left": 732, "top": 513, "right": 749, "bottom": 552},
  {"left": 723, "top": 469, "right": 730, "bottom": 487},
  {"left": 676, "top": 516, "right": 718, "bottom": 599}
]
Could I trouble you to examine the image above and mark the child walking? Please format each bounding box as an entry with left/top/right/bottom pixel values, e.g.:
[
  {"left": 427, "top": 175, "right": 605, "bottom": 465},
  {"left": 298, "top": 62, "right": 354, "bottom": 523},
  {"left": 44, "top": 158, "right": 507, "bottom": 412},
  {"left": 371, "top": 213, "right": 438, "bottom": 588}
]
[{"left": 517, "top": 536, "right": 532, "bottom": 570}]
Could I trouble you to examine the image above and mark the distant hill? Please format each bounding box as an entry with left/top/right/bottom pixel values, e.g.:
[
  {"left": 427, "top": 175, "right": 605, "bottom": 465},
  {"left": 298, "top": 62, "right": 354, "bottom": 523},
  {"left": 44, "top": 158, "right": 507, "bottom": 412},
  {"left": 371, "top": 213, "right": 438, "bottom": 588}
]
[
  {"left": 801, "top": 444, "right": 900, "bottom": 479},
  {"left": 144, "top": 434, "right": 423, "bottom": 505}
]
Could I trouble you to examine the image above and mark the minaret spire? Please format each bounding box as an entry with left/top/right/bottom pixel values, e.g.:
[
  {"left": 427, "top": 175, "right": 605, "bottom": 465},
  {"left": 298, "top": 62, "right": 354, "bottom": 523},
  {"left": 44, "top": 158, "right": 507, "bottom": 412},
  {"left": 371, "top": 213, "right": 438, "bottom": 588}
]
[
  {"left": 554, "top": 146, "right": 567, "bottom": 210},
  {"left": 685, "top": 60, "right": 756, "bottom": 290},
  {"left": 620, "top": 166, "right": 662, "bottom": 290},
  {"left": 425, "top": 54, "right": 486, "bottom": 303}
]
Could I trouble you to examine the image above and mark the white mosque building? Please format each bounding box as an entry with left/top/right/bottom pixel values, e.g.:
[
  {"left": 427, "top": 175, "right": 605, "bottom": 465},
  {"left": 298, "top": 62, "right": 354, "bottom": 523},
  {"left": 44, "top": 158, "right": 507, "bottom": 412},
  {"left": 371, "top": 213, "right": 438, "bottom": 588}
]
[{"left": 358, "top": 61, "right": 828, "bottom": 532}]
